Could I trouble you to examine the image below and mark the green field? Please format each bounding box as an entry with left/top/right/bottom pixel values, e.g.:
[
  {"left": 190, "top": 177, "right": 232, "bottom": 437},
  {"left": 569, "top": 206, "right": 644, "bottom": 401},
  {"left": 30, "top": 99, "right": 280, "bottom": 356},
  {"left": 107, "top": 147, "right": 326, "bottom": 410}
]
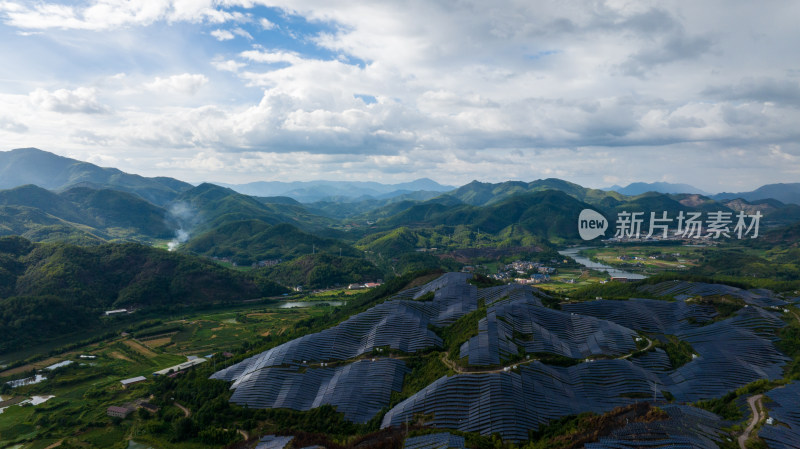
[
  {"left": 578, "top": 244, "right": 705, "bottom": 276},
  {"left": 534, "top": 268, "right": 607, "bottom": 295},
  {"left": 0, "top": 300, "right": 333, "bottom": 449}
]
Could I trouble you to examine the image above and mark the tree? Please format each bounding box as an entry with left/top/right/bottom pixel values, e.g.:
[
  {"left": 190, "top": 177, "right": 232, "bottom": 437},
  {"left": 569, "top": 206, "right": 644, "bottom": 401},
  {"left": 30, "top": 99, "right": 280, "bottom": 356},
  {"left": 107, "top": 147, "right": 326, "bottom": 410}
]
[{"left": 171, "top": 417, "right": 196, "bottom": 441}]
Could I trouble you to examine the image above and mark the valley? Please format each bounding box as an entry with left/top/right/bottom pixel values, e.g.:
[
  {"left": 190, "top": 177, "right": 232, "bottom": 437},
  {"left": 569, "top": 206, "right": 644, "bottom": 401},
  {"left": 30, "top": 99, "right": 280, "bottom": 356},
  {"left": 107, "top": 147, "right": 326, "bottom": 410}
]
[{"left": 1, "top": 148, "right": 799, "bottom": 449}]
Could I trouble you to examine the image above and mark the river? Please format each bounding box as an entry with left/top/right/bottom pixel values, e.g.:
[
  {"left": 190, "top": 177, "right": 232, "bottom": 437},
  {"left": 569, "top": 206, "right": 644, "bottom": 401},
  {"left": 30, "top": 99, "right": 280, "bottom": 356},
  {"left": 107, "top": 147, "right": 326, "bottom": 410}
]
[{"left": 559, "top": 247, "right": 647, "bottom": 280}]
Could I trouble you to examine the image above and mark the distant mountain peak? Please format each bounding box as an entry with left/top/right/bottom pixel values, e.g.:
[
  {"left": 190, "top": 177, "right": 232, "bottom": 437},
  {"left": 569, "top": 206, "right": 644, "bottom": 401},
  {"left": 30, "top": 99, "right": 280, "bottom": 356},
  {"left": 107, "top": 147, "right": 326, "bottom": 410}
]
[
  {"left": 218, "top": 178, "right": 455, "bottom": 202},
  {"left": 0, "top": 147, "right": 192, "bottom": 206},
  {"left": 713, "top": 182, "right": 800, "bottom": 206},
  {"left": 605, "top": 182, "right": 709, "bottom": 196}
]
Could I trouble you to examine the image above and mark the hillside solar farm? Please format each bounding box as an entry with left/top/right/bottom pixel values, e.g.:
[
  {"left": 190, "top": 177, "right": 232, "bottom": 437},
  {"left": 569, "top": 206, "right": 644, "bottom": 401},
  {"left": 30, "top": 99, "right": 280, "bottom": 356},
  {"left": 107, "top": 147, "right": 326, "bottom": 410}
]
[{"left": 211, "top": 273, "right": 799, "bottom": 445}]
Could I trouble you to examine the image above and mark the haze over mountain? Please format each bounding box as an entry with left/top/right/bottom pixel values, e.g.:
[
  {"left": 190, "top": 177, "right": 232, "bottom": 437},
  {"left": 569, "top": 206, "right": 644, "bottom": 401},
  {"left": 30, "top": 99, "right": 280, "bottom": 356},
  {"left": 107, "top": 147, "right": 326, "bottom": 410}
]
[
  {"left": 0, "top": 148, "right": 192, "bottom": 206},
  {"left": 714, "top": 183, "right": 800, "bottom": 206},
  {"left": 1, "top": 148, "right": 800, "bottom": 267},
  {"left": 604, "top": 182, "right": 709, "bottom": 196},
  {"left": 218, "top": 178, "right": 455, "bottom": 203}
]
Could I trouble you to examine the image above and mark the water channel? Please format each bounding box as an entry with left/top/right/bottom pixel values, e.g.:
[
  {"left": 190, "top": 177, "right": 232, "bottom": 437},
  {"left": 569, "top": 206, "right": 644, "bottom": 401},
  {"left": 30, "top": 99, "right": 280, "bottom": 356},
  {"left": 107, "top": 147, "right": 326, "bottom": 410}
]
[{"left": 559, "top": 247, "right": 647, "bottom": 280}]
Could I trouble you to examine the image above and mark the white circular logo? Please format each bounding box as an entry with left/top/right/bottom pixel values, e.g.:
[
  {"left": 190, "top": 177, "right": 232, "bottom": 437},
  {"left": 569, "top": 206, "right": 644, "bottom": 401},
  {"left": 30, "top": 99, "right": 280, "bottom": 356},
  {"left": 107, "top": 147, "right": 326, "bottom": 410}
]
[{"left": 578, "top": 209, "right": 608, "bottom": 240}]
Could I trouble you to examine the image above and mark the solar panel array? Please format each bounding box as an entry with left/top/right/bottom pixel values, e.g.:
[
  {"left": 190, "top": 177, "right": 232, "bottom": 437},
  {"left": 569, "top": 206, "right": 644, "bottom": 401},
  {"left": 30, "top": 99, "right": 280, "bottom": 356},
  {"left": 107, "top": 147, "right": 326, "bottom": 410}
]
[
  {"left": 211, "top": 273, "right": 477, "bottom": 421},
  {"left": 383, "top": 293, "right": 788, "bottom": 440},
  {"left": 639, "top": 280, "right": 788, "bottom": 307},
  {"left": 629, "top": 348, "right": 672, "bottom": 372},
  {"left": 666, "top": 306, "right": 789, "bottom": 402},
  {"left": 565, "top": 300, "right": 788, "bottom": 402},
  {"left": 404, "top": 432, "right": 466, "bottom": 449},
  {"left": 584, "top": 405, "right": 726, "bottom": 449},
  {"left": 227, "top": 358, "right": 408, "bottom": 423},
  {"left": 382, "top": 360, "right": 666, "bottom": 441},
  {"left": 460, "top": 296, "right": 638, "bottom": 365},
  {"left": 759, "top": 382, "right": 800, "bottom": 449},
  {"left": 562, "top": 298, "right": 717, "bottom": 335},
  {"left": 211, "top": 300, "right": 442, "bottom": 383},
  {"left": 256, "top": 435, "right": 294, "bottom": 449},
  {"left": 212, "top": 273, "right": 478, "bottom": 384},
  {"left": 459, "top": 285, "right": 552, "bottom": 365},
  {"left": 212, "top": 272, "right": 792, "bottom": 442},
  {"left": 477, "top": 283, "right": 545, "bottom": 307}
]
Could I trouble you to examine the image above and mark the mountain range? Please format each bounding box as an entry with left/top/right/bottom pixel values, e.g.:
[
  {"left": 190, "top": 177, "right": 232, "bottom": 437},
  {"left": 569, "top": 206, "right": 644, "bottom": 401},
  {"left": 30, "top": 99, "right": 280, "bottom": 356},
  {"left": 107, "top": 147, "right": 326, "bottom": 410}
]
[
  {"left": 604, "top": 181, "right": 710, "bottom": 196},
  {"left": 1, "top": 147, "right": 799, "bottom": 269},
  {"left": 218, "top": 178, "right": 454, "bottom": 202},
  {"left": 713, "top": 183, "right": 800, "bottom": 206},
  {"left": 0, "top": 148, "right": 192, "bottom": 206}
]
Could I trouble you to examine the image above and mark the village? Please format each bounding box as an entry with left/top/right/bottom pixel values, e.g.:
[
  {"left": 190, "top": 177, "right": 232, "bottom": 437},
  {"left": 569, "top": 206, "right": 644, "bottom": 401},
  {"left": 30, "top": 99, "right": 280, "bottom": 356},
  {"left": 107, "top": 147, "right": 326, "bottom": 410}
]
[{"left": 488, "top": 260, "right": 558, "bottom": 285}]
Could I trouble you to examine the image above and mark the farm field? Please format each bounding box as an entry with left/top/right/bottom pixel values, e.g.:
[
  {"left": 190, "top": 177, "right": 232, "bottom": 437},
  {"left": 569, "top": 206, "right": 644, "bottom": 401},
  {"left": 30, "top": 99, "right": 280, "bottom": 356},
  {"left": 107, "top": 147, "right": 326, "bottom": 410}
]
[
  {"left": 0, "top": 300, "right": 335, "bottom": 448},
  {"left": 534, "top": 268, "right": 608, "bottom": 294},
  {"left": 578, "top": 244, "right": 706, "bottom": 275}
]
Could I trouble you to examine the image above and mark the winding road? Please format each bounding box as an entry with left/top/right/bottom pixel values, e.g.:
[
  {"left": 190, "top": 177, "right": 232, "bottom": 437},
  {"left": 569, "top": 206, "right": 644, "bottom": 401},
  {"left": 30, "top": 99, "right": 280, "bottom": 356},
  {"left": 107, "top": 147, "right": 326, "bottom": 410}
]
[
  {"left": 739, "top": 394, "right": 763, "bottom": 449},
  {"left": 174, "top": 401, "right": 191, "bottom": 418}
]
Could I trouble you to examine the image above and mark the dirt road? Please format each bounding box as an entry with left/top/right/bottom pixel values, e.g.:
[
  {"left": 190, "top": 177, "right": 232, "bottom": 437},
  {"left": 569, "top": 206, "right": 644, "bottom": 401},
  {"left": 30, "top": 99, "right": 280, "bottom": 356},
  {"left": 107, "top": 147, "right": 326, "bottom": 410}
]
[{"left": 739, "top": 394, "right": 763, "bottom": 449}]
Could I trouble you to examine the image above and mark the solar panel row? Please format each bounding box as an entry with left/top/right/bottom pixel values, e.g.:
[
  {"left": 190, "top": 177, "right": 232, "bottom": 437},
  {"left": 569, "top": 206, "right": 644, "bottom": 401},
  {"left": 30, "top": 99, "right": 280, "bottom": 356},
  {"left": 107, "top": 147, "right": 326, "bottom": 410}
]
[
  {"left": 461, "top": 295, "right": 638, "bottom": 366},
  {"left": 382, "top": 303, "right": 788, "bottom": 440},
  {"left": 213, "top": 273, "right": 792, "bottom": 444},
  {"left": 382, "top": 359, "right": 672, "bottom": 441},
  {"left": 562, "top": 297, "right": 717, "bottom": 335},
  {"left": 229, "top": 358, "right": 408, "bottom": 423},
  {"left": 404, "top": 432, "right": 466, "bottom": 449},
  {"left": 211, "top": 273, "right": 477, "bottom": 422},
  {"left": 212, "top": 273, "right": 478, "bottom": 384},
  {"left": 639, "top": 280, "right": 787, "bottom": 308},
  {"left": 759, "top": 381, "right": 800, "bottom": 449},
  {"left": 585, "top": 405, "right": 725, "bottom": 449}
]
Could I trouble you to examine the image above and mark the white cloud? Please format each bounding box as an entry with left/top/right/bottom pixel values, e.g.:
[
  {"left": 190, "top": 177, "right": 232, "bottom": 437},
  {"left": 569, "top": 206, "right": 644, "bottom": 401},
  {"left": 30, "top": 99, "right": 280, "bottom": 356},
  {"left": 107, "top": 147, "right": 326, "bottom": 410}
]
[
  {"left": 232, "top": 27, "right": 252, "bottom": 40},
  {"left": 212, "top": 59, "right": 246, "bottom": 72},
  {"left": 144, "top": 73, "right": 209, "bottom": 95},
  {"left": 0, "top": 0, "right": 242, "bottom": 30},
  {"left": 0, "top": 116, "right": 28, "bottom": 133},
  {"left": 239, "top": 49, "right": 305, "bottom": 65},
  {"left": 210, "top": 27, "right": 251, "bottom": 41},
  {"left": 259, "top": 17, "right": 275, "bottom": 30},
  {"left": 210, "top": 29, "right": 234, "bottom": 41},
  {"left": 29, "top": 87, "right": 109, "bottom": 114},
  {"left": 2, "top": 0, "right": 800, "bottom": 190}
]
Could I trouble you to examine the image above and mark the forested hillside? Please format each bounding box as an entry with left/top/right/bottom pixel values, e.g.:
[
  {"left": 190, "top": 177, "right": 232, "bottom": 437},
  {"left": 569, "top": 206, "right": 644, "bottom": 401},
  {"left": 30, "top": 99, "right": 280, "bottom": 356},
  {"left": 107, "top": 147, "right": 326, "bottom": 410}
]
[{"left": 0, "top": 237, "right": 286, "bottom": 353}]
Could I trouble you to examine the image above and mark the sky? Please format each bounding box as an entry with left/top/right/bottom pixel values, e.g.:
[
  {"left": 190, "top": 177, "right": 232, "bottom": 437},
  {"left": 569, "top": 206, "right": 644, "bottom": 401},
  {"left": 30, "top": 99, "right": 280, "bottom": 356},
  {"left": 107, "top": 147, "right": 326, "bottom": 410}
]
[{"left": 0, "top": 0, "right": 799, "bottom": 192}]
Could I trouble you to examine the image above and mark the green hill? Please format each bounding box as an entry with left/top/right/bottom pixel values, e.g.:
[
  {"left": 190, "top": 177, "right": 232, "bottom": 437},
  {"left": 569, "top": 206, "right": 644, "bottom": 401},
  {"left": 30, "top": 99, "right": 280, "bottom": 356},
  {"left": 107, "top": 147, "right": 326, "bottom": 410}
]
[
  {"left": 0, "top": 237, "right": 286, "bottom": 354},
  {"left": 0, "top": 185, "right": 173, "bottom": 243},
  {"left": 379, "top": 190, "right": 593, "bottom": 242},
  {"left": 258, "top": 253, "right": 382, "bottom": 288},
  {"left": 437, "top": 178, "right": 623, "bottom": 206},
  {"left": 174, "top": 183, "right": 333, "bottom": 235},
  {"left": 356, "top": 227, "right": 424, "bottom": 255},
  {"left": 60, "top": 187, "right": 173, "bottom": 237},
  {"left": 184, "top": 221, "right": 360, "bottom": 265},
  {"left": 0, "top": 206, "right": 105, "bottom": 245},
  {"left": 0, "top": 147, "right": 192, "bottom": 205}
]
